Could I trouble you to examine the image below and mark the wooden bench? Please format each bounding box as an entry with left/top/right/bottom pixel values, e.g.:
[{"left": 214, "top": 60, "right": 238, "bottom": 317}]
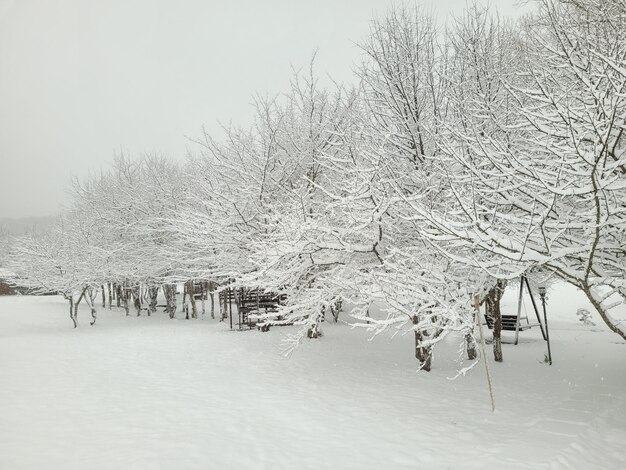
[{"left": 238, "top": 290, "right": 286, "bottom": 329}]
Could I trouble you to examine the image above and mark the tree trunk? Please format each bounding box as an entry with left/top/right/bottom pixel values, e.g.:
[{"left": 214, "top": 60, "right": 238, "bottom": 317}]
[
  {"left": 123, "top": 286, "right": 130, "bottom": 316},
  {"left": 307, "top": 321, "right": 322, "bottom": 339},
  {"left": 200, "top": 282, "right": 206, "bottom": 316},
  {"left": 101, "top": 285, "right": 106, "bottom": 308},
  {"left": 465, "top": 332, "right": 477, "bottom": 360},
  {"left": 116, "top": 284, "right": 122, "bottom": 308},
  {"left": 331, "top": 297, "right": 342, "bottom": 323},
  {"left": 185, "top": 280, "right": 198, "bottom": 319},
  {"left": 132, "top": 284, "right": 142, "bottom": 316},
  {"left": 148, "top": 286, "right": 159, "bottom": 315},
  {"left": 221, "top": 287, "right": 229, "bottom": 321},
  {"left": 485, "top": 279, "right": 507, "bottom": 363},
  {"left": 209, "top": 283, "right": 216, "bottom": 320},
  {"left": 85, "top": 287, "right": 98, "bottom": 325},
  {"left": 183, "top": 283, "right": 189, "bottom": 319},
  {"left": 164, "top": 284, "right": 177, "bottom": 319},
  {"left": 108, "top": 282, "right": 112, "bottom": 309},
  {"left": 412, "top": 315, "right": 432, "bottom": 371},
  {"left": 68, "top": 296, "right": 78, "bottom": 328},
  {"left": 70, "top": 289, "right": 86, "bottom": 328}
]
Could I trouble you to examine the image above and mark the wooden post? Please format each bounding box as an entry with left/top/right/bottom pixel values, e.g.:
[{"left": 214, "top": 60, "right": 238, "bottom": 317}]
[
  {"left": 228, "top": 287, "right": 233, "bottom": 329},
  {"left": 474, "top": 294, "right": 495, "bottom": 412}
]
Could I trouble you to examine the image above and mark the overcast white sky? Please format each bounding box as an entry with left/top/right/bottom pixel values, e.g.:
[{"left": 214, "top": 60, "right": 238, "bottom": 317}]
[{"left": 0, "top": 0, "right": 529, "bottom": 218}]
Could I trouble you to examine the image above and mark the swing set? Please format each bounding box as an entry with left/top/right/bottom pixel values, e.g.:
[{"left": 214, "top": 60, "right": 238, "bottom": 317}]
[{"left": 481, "top": 275, "right": 552, "bottom": 362}]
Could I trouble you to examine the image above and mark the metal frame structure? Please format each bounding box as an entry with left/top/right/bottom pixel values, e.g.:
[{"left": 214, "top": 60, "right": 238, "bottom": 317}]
[
  {"left": 482, "top": 275, "right": 552, "bottom": 363},
  {"left": 513, "top": 275, "right": 547, "bottom": 345}
]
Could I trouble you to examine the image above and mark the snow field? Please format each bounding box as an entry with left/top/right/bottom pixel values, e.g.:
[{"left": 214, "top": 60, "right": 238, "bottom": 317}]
[{"left": 0, "top": 285, "right": 624, "bottom": 469}]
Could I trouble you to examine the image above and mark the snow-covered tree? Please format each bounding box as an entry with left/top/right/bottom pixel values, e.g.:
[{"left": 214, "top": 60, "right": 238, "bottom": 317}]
[
  {"left": 410, "top": 0, "right": 626, "bottom": 341},
  {"left": 8, "top": 213, "right": 105, "bottom": 327},
  {"left": 351, "top": 5, "right": 490, "bottom": 369}
]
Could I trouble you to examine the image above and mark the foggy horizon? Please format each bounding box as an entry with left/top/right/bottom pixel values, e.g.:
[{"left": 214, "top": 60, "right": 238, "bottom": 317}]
[{"left": 0, "top": 0, "right": 528, "bottom": 219}]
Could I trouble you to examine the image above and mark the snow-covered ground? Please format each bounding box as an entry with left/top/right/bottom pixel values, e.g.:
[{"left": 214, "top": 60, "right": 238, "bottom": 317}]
[{"left": 0, "top": 284, "right": 624, "bottom": 469}]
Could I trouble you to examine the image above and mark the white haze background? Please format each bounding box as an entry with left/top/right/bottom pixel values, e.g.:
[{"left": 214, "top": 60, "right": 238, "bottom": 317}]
[{"left": 0, "top": 0, "right": 528, "bottom": 218}]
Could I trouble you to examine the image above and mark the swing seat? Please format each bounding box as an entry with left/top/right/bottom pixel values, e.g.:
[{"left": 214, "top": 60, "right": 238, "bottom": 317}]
[
  {"left": 480, "top": 275, "right": 550, "bottom": 348},
  {"left": 484, "top": 313, "right": 541, "bottom": 332}
]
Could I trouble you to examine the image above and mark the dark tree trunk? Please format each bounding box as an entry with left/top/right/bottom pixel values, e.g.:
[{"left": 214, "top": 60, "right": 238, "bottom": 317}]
[
  {"left": 123, "top": 286, "right": 130, "bottom": 316},
  {"left": 185, "top": 280, "right": 198, "bottom": 319},
  {"left": 116, "top": 284, "right": 122, "bottom": 308},
  {"left": 68, "top": 296, "right": 77, "bottom": 328},
  {"left": 199, "top": 282, "right": 206, "bottom": 316},
  {"left": 412, "top": 315, "right": 432, "bottom": 371},
  {"left": 132, "top": 284, "right": 142, "bottom": 316},
  {"left": 108, "top": 282, "right": 112, "bottom": 309},
  {"left": 307, "top": 321, "right": 322, "bottom": 339},
  {"left": 183, "top": 283, "right": 189, "bottom": 319},
  {"left": 89, "top": 303, "right": 97, "bottom": 325},
  {"left": 485, "top": 279, "right": 507, "bottom": 363},
  {"left": 101, "top": 285, "right": 106, "bottom": 308},
  {"left": 331, "top": 297, "right": 342, "bottom": 323},
  {"left": 148, "top": 286, "right": 159, "bottom": 315},
  {"left": 221, "top": 287, "right": 229, "bottom": 321},
  {"left": 68, "top": 290, "right": 87, "bottom": 328},
  {"left": 85, "top": 287, "right": 97, "bottom": 325},
  {"left": 208, "top": 281, "right": 216, "bottom": 319},
  {"left": 466, "top": 332, "right": 477, "bottom": 360},
  {"left": 164, "top": 284, "right": 177, "bottom": 319}
]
